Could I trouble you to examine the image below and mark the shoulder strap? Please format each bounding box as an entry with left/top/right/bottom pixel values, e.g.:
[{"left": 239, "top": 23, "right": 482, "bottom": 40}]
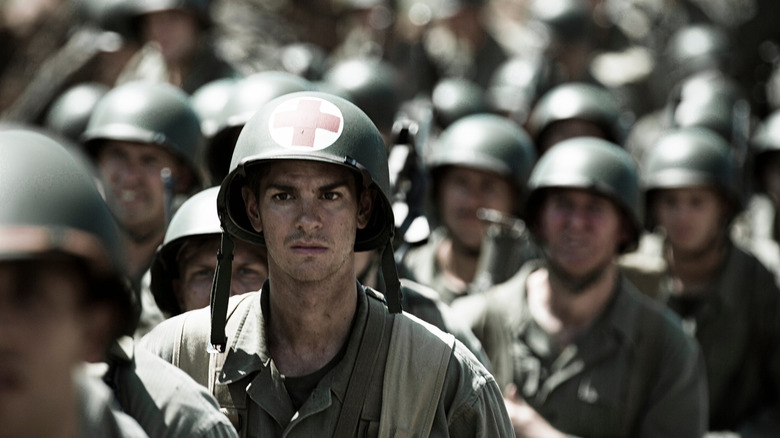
[
  {"left": 379, "top": 315, "right": 455, "bottom": 437},
  {"left": 333, "top": 293, "right": 393, "bottom": 437}
]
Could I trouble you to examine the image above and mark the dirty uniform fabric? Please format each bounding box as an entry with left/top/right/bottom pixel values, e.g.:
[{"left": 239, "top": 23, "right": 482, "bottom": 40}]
[
  {"left": 621, "top": 238, "right": 780, "bottom": 436},
  {"left": 453, "top": 261, "right": 708, "bottom": 438},
  {"left": 140, "top": 282, "right": 512, "bottom": 437}
]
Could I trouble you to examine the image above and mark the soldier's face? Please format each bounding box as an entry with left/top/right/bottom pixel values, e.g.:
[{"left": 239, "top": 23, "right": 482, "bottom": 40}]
[
  {"left": 173, "top": 237, "right": 268, "bottom": 312},
  {"left": 0, "top": 259, "right": 109, "bottom": 435},
  {"left": 653, "top": 187, "right": 727, "bottom": 256},
  {"left": 242, "top": 161, "right": 372, "bottom": 284},
  {"left": 97, "top": 141, "right": 182, "bottom": 239},
  {"left": 438, "top": 166, "right": 517, "bottom": 252},
  {"left": 537, "top": 189, "right": 624, "bottom": 286}
]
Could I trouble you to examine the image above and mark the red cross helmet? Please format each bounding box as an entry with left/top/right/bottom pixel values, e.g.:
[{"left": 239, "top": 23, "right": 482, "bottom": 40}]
[{"left": 217, "top": 91, "right": 393, "bottom": 252}]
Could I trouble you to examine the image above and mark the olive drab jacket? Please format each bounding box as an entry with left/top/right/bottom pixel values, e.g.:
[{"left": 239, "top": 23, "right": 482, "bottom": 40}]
[
  {"left": 620, "top": 235, "right": 780, "bottom": 436},
  {"left": 139, "top": 281, "right": 513, "bottom": 437},
  {"left": 453, "top": 260, "right": 709, "bottom": 438}
]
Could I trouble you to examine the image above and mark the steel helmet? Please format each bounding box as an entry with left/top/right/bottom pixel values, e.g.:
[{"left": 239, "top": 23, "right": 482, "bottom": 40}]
[
  {"left": 190, "top": 77, "right": 239, "bottom": 139},
  {"left": 525, "top": 137, "right": 641, "bottom": 251},
  {"left": 487, "top": 56, "right": 551, "bottom": 124},
  {"left": 82, "top": 81, "right": 205, "bottom": 190},
  {"left": 528, "top": 82, "right": 625, "bottom": 148},
  {"left": 210, "top": 91, "right": 400, "bottom": 350},
  {"left": 0, "top": 130, "right": 138, "bottom": 335},
  {"left": 431, "top": 78, "right": 488, "bottom": 129},
  {"left": 206, "top": 72, "right": 314, "bottom": 183},
  {"left": 45, "top": 82, "right": 110, "bottom": 144},
  {"left": 664, "top": 24, "right": 733, "bottom": 82},
  {"left": 529, "top": 0, "right": 591, "bottom": 44},
  {"left": 427, "top": 114, "right": 536, "bottom": 192},
  {"left": 321, "top": 58, "right": 402, "bottom": 134},
  {"left": 150, "top": 186, "right": 222, "bottom": 315},
  {"left": 642, "top": 127, "right": 741, "bottom": 226}
]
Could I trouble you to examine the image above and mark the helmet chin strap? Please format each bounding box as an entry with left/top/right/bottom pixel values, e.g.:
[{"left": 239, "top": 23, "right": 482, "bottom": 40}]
[
  {"left": 209, "top": 232, "right": 234, "bottom": 353},
  {"left": 379, "top": 240, "right": 402, "bottom": 313}
]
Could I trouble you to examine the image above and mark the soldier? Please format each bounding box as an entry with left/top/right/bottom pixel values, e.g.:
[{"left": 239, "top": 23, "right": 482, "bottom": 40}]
[
  {"left": 0, "top": 130, "right": 148, "bottom": 437},
  {"left": 453, "top": 137, "right": 708, "bottom": 437},
  {"left": 150, "top": 186, "right": 268, "bottom": 316},
  {"left": 526, "top": 81, "right": 626, "bottom": 154},
  {"left": 140, "top": 91, "right": 513, "bottom": 436},
  {"left": 82, "top": 81, "right": 204, "bottom": 288},
  {"left": 116, "top": 0, "right": 238, "bottom": 94},
  {"left": 400, "top": 114, "right": 537, "bottom": 303},
  {"left": 622, "top": 127, "right": 780, "bottom": 436}
]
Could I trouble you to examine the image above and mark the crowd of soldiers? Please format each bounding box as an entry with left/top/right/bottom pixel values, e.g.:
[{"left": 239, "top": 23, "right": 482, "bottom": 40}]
[{"left": 0, "top": 0, "right": 779, "bottom": 436}]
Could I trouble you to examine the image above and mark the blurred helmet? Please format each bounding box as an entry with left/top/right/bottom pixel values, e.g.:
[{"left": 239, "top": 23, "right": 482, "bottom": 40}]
[
  {"left": 527, "top": 82, "right": 625, "bottom": 148},
  {"left": 206, "top": 72, "right": 313, "bottom": 183},
  {"left": 149, "top": 186, "right": 221, "bottom": 315},
  {"left": 642, "top": 127, "right": 741, "bottom": 226},
  {"left": 663, "top": 24, "right": 734, "bottom": 86},
  {"left": 129, "top": 0, "right": 213, "bottom": 30},
  {"left": 525, "top": 137, "right": 641, "bottom": 251},
  {"left": 321, "top": 58, "right": 402, "bottom": 134},
  {"left": 0, "top": 130, "right": 138, "bottom": 335},
  {"left": 529, "top": 0, "right": 591, "bottom": 44},
  {"left": 45, "top": 82, "right": 110, "bottom": 144},
  {"left": 189, "top": 77, "right": 239, "bottom": 139},
  {"left": 82, "top": 81, "right": 204, "bottom": 190},
  {"left": 431, "top": 78, "right": 488, "bottom": 129},
  {"left": 487, "top": 56, "right": 551, "bottom": 124},
  {"left": 427, "top": 114, "right": 536, "bottom": 191}
]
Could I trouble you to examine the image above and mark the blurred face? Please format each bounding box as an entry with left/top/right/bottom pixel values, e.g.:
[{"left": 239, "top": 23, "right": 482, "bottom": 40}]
[
  {"left": 653, "top": 187, "right": 727, "bottom": 256},
  {"left": 243, "top": 161, "right": 373, "bottom": 284},
  {"left": 97, "top": 141, "right": 183, "bottom": 239},
  {"left": 173, "top": 237, "right": 268, "bottom": 312},
  {"left": 438, "top": 166, "right": 517, "bottom": 252},
  {"left": 0, "top": 259, "right": 108, "bottom": 436},
  {"left": 140, "top": 9, "right": 200, "bottom": 64},
  {"left": 537, "top": 189, "right": 626, "bottom": 290}
]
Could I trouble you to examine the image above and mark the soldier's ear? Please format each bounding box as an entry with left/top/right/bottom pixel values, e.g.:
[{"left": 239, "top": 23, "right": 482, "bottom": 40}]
[
  {"left": 356, "top": 188, "right": 374, "bottom": 230},
  {"left": 242, "top": 186, "right": 263, "bottom": 233}
]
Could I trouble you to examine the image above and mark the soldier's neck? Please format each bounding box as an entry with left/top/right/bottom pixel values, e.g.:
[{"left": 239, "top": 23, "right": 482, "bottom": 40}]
[
  {"left": 265, "top": 274, "right": 359, "bottom": 377},
  {"left": 664, "top": 238, "right": 726, "bottom": 294},
  {"left": 122, "top": 230, "right": 164, "bottom": 283},
  {"left": 437, "top": 237, "right": 480, "bottom": 286}
]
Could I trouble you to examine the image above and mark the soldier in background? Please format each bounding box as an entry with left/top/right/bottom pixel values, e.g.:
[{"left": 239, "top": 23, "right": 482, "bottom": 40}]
[
  {"left": 149, "top": 186, "right": 267, "bottom": 317},
  {"left": 455, "top": 137, "right": 708, "bottom": 437},
  {"left": 0, "top": 130, "right": 148, "bottom": 437},
  {"left": 116, "top": 0, "right": 239, "bottom": 94},
  {"left": 622, "top": 127, "right": 780, "bottom": 436},
  {"left": 400, "top": 114, "right": 537, "bottom": 304}
]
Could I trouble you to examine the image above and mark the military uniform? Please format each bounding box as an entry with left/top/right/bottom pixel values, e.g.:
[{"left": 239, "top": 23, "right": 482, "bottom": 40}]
[
  {"left": 77, "top": 369, "right": 150, "bottom": 438},
  {"left": 453, "top": 261, "right": 708, "bottom": 438},
  {"left": 400, "top": 227, "right": 467, "bottom": 304},
  {"left": 140, "top": 283, "right": 512, "bottom": 437},
  {"left": 105, "top": 339, "right": 238, "bottom": 438},
  {"left": 621, "top": 237, "right": 780, "bottom": 436}
]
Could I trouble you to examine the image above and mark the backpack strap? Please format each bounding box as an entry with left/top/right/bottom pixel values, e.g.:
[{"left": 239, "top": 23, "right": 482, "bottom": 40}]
[
  {"left": 333, "top": 291, "right": 394, "bottom": 437},
  {"left": 379, "top": 314, "right": 455, "bottom": 437}
]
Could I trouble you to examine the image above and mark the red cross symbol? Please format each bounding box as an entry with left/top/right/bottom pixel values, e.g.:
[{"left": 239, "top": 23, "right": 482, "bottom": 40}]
[{"left": 272, "top": 99, "right": 342, "bottom": 147}]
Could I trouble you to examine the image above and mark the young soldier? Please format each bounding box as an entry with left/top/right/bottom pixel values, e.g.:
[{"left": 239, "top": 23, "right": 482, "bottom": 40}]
[
  {"left": 150, "top": 186, "right": 268, "bottom": 316},
  {"left": 0, "top": 130, "right": 147, "bottom": 437},
  {"left": 454, "top": 137, "right": 708, "bottom": 437},
  {"left": 622, "top": 127, "right": 780, "bottom": 436},
  {"left": 141, "top": 91, "right": 512, "bottom": 436},
  {"left": 400, "top": 114, "right": 537, "bottom": 303}
]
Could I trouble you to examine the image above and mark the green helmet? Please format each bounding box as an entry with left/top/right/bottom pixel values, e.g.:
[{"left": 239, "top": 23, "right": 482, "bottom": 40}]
[
  {"left": 210, "top": 91, "right": 400, "bottom": 351},
  {"left": 0, "top": 130, "right": 138, "bottom": 335},
  {"left": 525, "top": 137, "right": 641, "bottom": 251},
  {"left": 642, "top": 127, "right": 741, "bottom": 227},
  {"left": 190, "top": 77, "right": 239, "bottom": 138},
  {"left": 427, "top": 114, "right": 536, "bottom": 191},
  {"left": 321, "top": 58, "right": 402, "bottom": 134},
  {"left": 82, "top": 81, "right": 204, "bottom": 189},
  {"left": 150, "top": 186, "right": 221, "bottom": 316},
  {"left": 45, "top": 82, "right": 110, "bottom": 144},
  {"left": 527, "top": 82, "right": 625, "bottom": 147},
  {"left": 206, "top": 72, "right": 313, "bottom": 183},
  {"left": 431, "top": 78, "right": 488, "bottom": 129},
  {"left": 664, "top": 24, "right": 733, "bottom": 82},
  {"left": 219, "top": 91, "right": 393, "bottom": 251}
]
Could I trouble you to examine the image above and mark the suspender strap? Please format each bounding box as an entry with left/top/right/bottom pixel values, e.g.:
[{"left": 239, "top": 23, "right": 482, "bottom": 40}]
[
  {"left": 333, "top": 294, "right": 392, "bottom": 437},
  {"left": 210, "top": 233, "right": 234, "bottom": 353}
]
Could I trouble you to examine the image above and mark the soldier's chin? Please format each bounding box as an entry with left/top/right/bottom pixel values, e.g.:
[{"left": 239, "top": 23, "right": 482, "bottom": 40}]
[{"left": 544, "top": 256, "right": 611, "bottom": 295}]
